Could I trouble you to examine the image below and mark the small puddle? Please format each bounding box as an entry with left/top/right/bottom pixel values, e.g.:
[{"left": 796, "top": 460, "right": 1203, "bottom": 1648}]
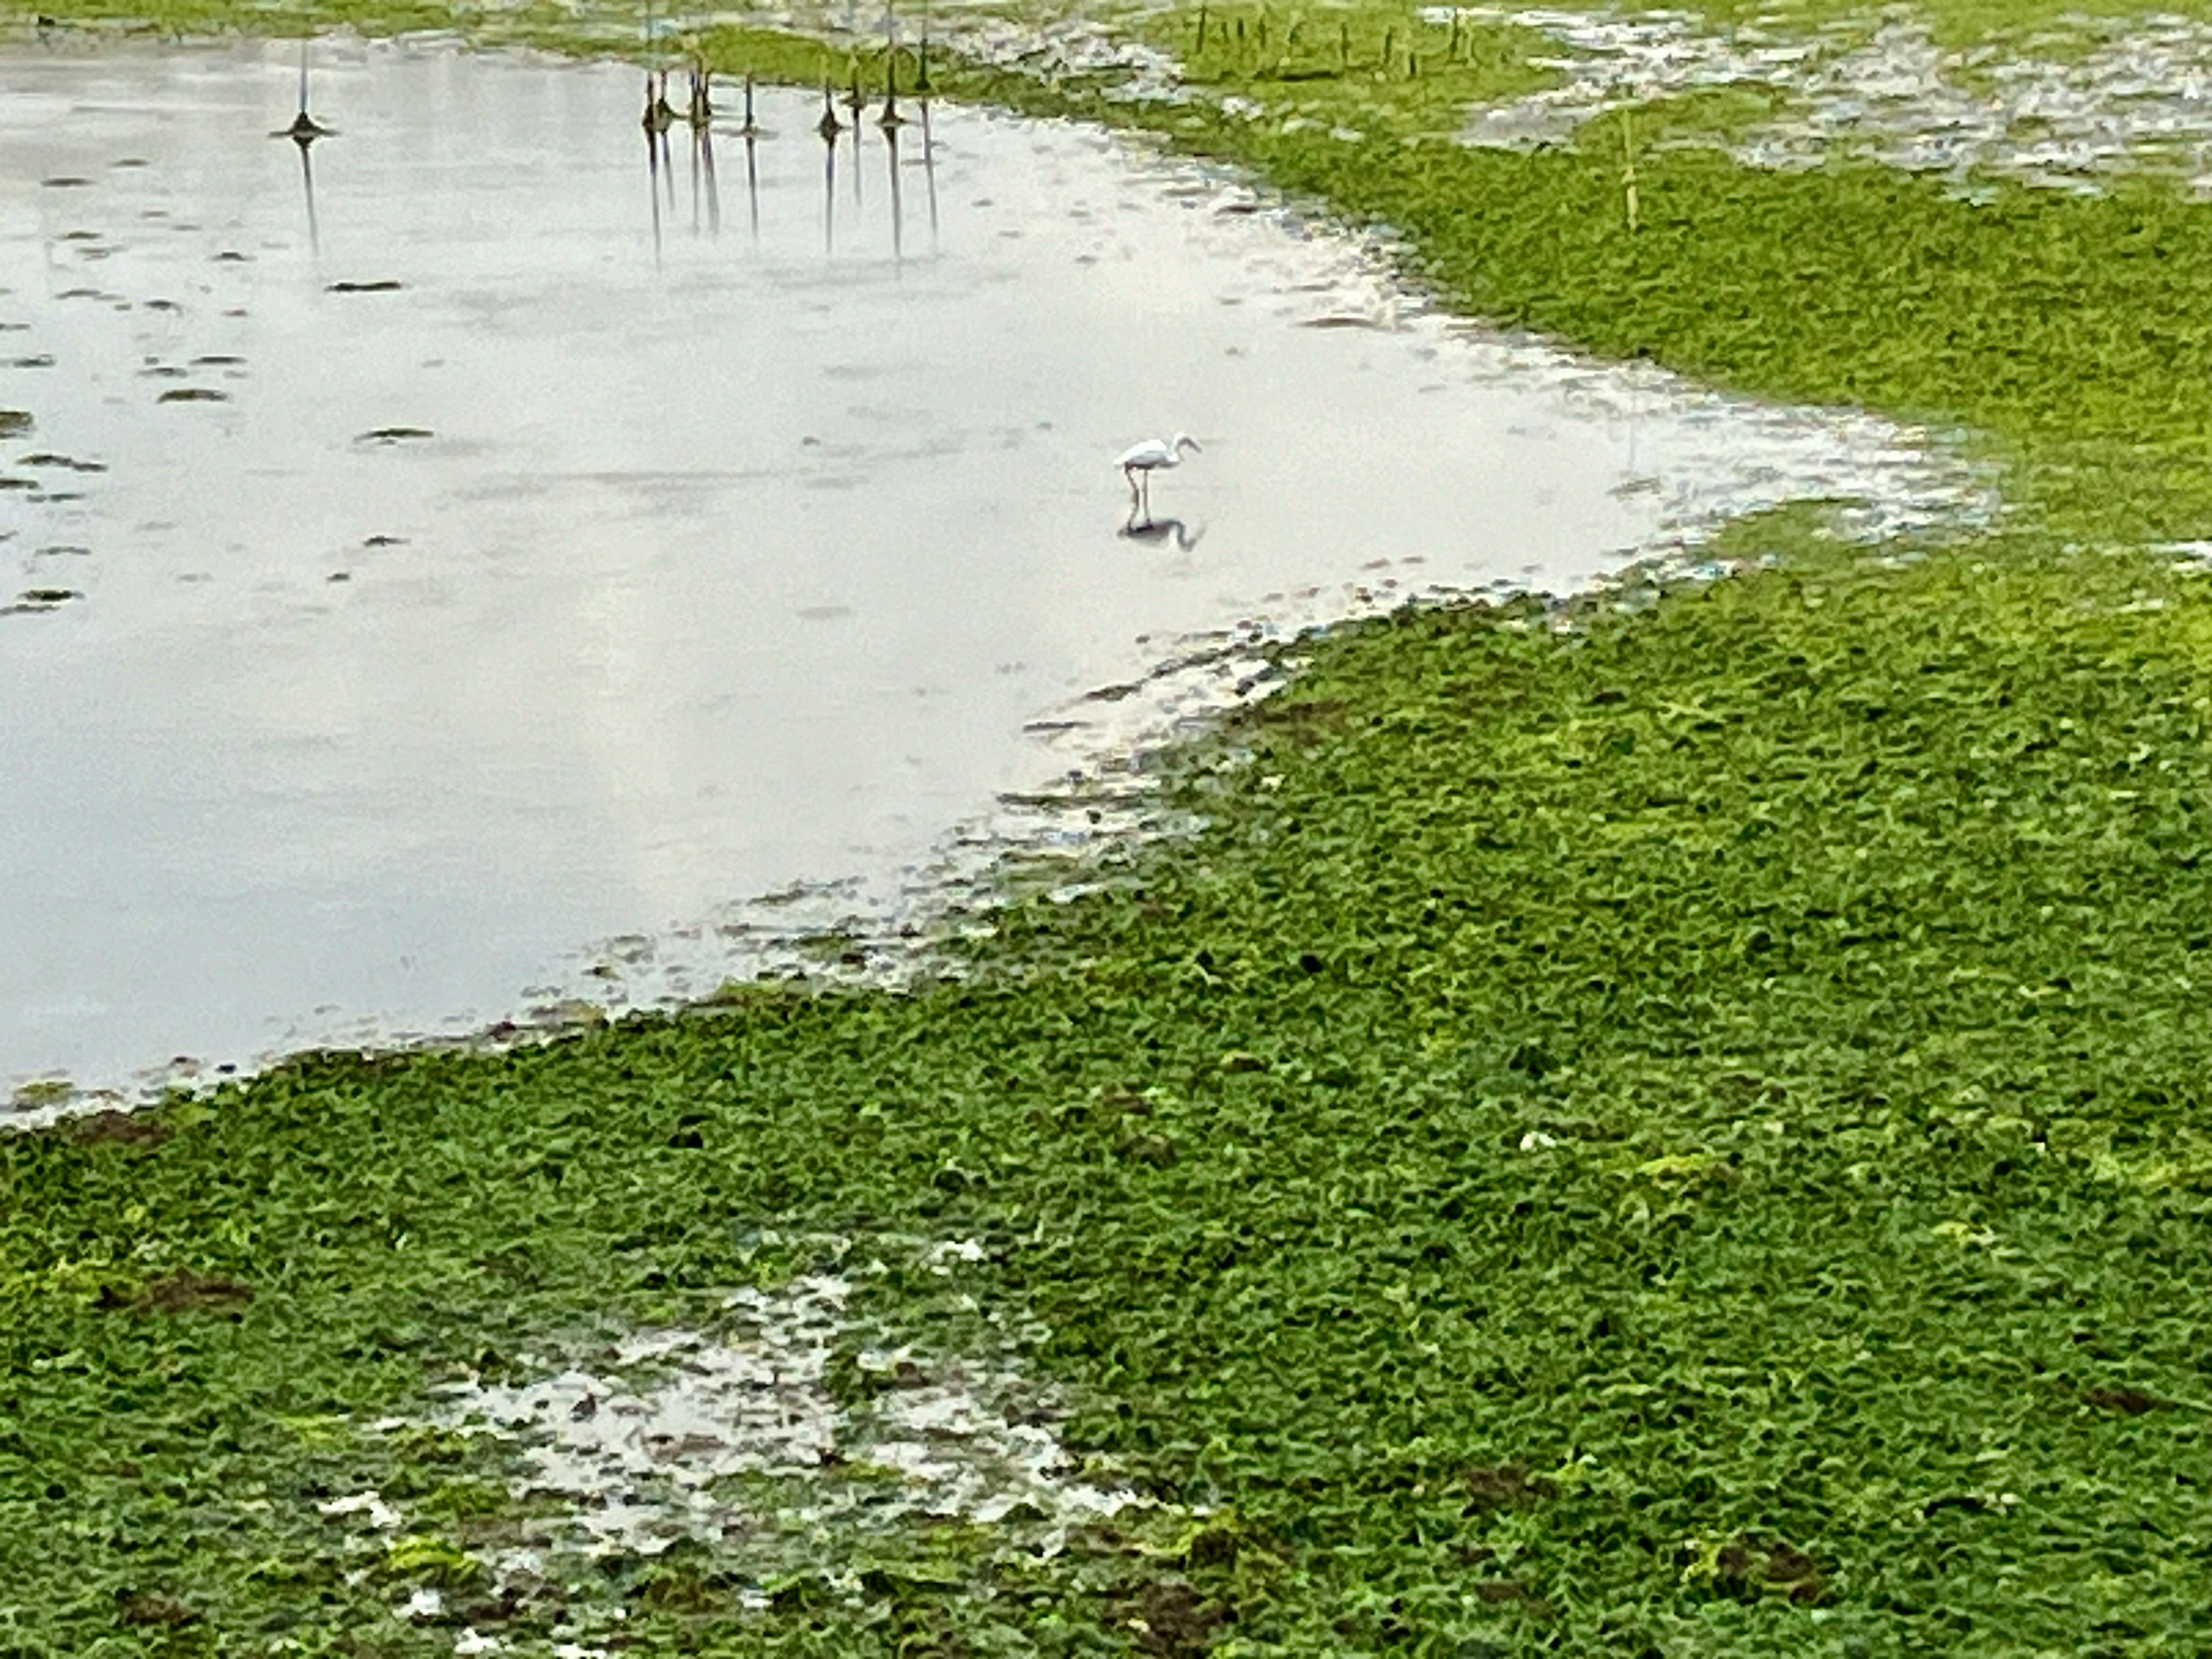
[{"left": 0, "top": 38, "right": 1995, "bottom": 1107}]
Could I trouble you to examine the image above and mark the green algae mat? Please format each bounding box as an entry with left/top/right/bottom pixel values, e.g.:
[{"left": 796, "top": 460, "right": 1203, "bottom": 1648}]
[{"left": 8, "top": 1, "right": 2212, "bottom": 1653}]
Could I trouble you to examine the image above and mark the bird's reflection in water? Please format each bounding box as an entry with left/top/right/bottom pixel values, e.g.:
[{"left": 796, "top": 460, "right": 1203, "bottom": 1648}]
[{"left": 1119, "top": 512, "right": 1203, "bottom": 551}]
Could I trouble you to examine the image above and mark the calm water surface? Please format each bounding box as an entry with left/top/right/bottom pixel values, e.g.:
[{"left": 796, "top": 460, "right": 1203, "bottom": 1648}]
[{"left": 0, "top": 39, "right": 1987, "bottom": 1100}]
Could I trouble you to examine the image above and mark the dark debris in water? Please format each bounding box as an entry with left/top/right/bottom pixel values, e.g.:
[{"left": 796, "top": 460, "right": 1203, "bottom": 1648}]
[
  {"left": 0, "top": 411, "right": 28, "bottom": 438},
  {"left": 327, "top": 279, "right": 403, "bottom": 294},
  {"left": 156, "top": 388, "right": 227, "bottom": 404}
]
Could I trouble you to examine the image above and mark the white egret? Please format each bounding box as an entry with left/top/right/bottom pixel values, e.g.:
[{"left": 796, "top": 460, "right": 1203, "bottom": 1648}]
[{"left": 1115, "top": 433, "right": 1200, "bottom": 519}]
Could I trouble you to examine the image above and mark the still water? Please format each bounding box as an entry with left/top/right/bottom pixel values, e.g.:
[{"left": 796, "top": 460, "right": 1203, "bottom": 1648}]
[{"left": 0, "top": 37, "right": 1989, "bottom": 1101}]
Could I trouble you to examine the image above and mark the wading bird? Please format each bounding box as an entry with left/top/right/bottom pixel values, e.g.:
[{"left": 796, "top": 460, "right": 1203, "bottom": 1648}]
[{"left": 1115, "top": 433, "right": 1200, "bottom": 521}]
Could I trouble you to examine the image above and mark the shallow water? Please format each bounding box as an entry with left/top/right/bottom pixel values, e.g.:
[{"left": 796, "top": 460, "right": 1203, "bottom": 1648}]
[{"left": 0, "top": 38, "right": 1989, "bottom": 1103}]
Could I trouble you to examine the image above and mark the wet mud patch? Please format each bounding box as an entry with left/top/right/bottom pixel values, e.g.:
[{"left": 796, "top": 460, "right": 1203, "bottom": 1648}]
[
  {"left": 98, "top": 1267, "right": 253, "bottom": 1316},
  {"left": 67, "top": 1105, "right": 170, "bottom": 1146},
  {"left": 1103, "top": 1576, "right": 1233, "bottom": 1653},
  {"left": 1706, "top": 1533, "right": 1827, "bottom": 1606},
  {"left": 314, "top": 1236, "right": 1191, "bottom": 1649}
]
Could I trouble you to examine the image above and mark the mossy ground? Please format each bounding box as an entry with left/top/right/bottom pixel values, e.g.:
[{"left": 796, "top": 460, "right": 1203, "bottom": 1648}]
[{"left": 6, "top": 0, "right": 2212, "bottom": 1653}]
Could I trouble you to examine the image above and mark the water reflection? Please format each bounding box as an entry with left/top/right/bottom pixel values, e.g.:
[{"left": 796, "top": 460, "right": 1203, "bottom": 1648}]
[
  {"left": 884, "top": 120, "right": 904, "bottom": 262},
  {"left": 272, "top": 39, "right": 330, "bottom": 255},
  {"left": 921, "top": 97, "right": 939, "bottom": 244},
  {"left": 1119, "top": 511, "right": 1202, "bottom": 551},
  {"left": 643, "top": 84, "right": 665, "bottom": 263},
  {"left": 293, "top": 129, "right": 320, "bottom": 255},
  {"left": 740, "top": 77, "right": 763, "bottom": 241},
  {"left": 844, "top": 67, "right": 868, "bottom": 210},
  {"left": 695, "top": 125, "right": 718, "bottom": 237},
  {"left": 817, "top": 82, "right": 842, "bottom": 255},
  {"left": 690, "top": 69, "right": 717, "bottom": 240}
]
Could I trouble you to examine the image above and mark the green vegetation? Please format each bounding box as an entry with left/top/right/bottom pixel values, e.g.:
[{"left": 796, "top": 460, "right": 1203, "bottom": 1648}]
[{"left": 7, "top": 0, "right": 2212, "bottom": 1650}]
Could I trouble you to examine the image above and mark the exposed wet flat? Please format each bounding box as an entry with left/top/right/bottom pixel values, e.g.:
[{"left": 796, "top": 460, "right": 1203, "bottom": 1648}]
[
  {"left": 0, "top": 37, "right": 1991, "bottom": 1104},
  {"left": 1457, "top": 6, "right": 2212, "bottom": 198}
]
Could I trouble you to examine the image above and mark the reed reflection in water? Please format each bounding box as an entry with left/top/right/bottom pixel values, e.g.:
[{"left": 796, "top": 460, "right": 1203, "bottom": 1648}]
[
  {"left": 617, "top": 52, "right": 941, "bottom": 264},
  {"left": 273, "top": 39, "right": 331, "bottom": 255}
]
